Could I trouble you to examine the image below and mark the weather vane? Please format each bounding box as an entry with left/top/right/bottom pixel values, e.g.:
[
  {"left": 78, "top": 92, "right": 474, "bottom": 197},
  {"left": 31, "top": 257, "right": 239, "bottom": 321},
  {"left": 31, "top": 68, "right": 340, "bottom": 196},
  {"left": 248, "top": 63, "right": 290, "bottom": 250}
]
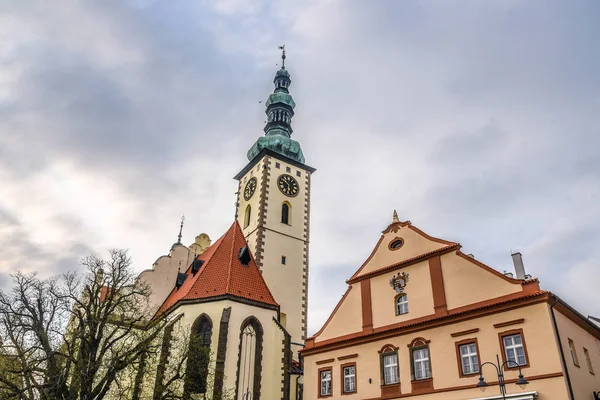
[{"left": 278, "top": 45, "right": 286, "bottom": 69}]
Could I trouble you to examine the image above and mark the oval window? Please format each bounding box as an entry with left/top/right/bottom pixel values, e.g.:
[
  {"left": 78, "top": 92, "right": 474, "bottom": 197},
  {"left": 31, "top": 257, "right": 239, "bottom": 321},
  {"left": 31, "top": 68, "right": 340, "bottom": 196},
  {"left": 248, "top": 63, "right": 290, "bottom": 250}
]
[{"left": 390, "top": 239, "right": 403, "bottom": 249}]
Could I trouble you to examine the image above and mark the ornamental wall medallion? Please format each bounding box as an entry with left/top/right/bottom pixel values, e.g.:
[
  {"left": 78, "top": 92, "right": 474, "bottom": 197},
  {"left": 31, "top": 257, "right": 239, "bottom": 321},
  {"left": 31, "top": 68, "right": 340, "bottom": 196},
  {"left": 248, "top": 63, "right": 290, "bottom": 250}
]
[{"left": 389, "top": 272, "right": 410, "bottom": 294}]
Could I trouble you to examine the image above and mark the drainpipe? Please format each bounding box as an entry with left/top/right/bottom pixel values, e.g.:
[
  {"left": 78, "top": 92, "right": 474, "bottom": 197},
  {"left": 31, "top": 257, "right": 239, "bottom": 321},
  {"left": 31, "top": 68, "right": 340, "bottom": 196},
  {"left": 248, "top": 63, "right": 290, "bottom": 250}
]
[
  {"left": 550, "top": 297, "right": 575, "bottom": 400},
  {"left": 295, "top": 375, "right": 301, "bottom": 400}
]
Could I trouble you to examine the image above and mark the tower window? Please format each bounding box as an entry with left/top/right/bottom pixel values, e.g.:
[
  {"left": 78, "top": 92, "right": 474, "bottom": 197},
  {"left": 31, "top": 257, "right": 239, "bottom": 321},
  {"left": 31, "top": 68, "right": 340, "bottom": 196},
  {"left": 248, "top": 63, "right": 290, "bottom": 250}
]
[
  {"left": 281, "top": 202, "right": 291, "bottom": 225},
  {"left": 281, "top": 256, "right": 286, "bottom": 265},
  {"left": 276, "top": 162, "right": 280, "bottom": 169},
  {"left": 244, "top": 205, "right": 251, "bottom": 228},
  {"left": 296, "top": 171, "right": 301, "bottom": 177},
  {"left": 286, "top": 166, "right": 291, "bottom": 173}
]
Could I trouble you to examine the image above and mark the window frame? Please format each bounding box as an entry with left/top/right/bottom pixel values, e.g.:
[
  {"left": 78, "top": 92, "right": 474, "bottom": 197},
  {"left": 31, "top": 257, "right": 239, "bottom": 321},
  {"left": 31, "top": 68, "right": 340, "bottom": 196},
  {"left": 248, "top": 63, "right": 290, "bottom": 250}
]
[
  {"left": 583, "top": 347, "right": 594, "bottom": 375},
  {"left": 454, "top": 338, "right": 481, "bottom": 378},
  {"left": 378, "top": 344, "right": 400, "bottom": 386},
  {"left": 340, "top": 362, "right": 357, "bottom": 395},
  {"left": 318, "top": 367, "right": 333, "bottom": 398},
  {"left": 408, "top": 337, "right": 433, "bottom": 385},
  {"left": 498, "top": 328, "right": 530, "bottom": 370},
  {"left": 411, "top": 347, "right": 431, "bottom": 381},
  {"left": 568, "top": 338, "right": 580, "bottom": 367},
  {"left": 281, "top": 202, "right": 291, "bottom": 225},
  {"left": 395, "top": 293, "right": 408, "bottom": 315}
]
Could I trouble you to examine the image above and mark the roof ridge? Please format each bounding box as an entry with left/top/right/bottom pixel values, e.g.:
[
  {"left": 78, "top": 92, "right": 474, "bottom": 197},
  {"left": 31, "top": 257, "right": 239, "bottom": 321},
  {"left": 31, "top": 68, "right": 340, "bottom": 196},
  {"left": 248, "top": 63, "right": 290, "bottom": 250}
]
[{"left": 225, "top": 221, "right": 236, "bottom": 293}]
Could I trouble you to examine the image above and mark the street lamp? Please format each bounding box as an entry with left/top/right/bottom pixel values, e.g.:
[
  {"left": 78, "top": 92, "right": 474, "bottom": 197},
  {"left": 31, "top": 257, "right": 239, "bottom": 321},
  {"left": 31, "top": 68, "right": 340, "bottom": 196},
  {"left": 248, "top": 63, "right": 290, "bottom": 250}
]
[{"left": 476, "top": 354, "right": 529, "bottom": 400}]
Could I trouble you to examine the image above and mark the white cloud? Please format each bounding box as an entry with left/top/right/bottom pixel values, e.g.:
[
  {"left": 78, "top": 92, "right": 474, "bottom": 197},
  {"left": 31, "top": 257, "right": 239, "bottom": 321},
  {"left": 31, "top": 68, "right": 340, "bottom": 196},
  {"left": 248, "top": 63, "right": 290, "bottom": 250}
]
[{"left": 0, "top": 0, "right": 599, "bottom": 336}]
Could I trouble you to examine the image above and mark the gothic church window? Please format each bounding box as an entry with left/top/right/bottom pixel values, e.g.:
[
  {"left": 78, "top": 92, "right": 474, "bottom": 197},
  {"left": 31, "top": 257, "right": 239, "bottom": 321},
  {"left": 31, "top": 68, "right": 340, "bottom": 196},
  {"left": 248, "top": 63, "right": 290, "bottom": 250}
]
[
  {"left": 236, "top": 317, "right": 264, "bottom": 400},
  {"left": 281, "top": 202, "right": 291, "bottom": 225},
  {"left": 184, "top": 315, "right": 213, "bottom": 396}
]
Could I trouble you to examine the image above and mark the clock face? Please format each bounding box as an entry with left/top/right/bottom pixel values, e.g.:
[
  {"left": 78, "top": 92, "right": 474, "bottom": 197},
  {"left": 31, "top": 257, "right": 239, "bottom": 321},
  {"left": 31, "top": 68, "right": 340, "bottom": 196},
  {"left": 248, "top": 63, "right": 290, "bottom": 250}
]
[
  {"left": 243, "top": 177, "right": 257, "bottom": 200},
  {"left": 277, "top": 174, "right": 299, "bottom": 197}
]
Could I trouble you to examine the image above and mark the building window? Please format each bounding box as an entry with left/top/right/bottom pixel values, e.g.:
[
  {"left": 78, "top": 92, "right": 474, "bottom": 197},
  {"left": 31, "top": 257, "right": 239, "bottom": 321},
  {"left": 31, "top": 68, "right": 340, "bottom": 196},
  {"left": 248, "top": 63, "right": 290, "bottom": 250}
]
[
  {"left": 408, "top": 338, "right": 432, "bottom": 381},
  {"left": 499, "top": 329, "right": 529, "bottom": 369},
  {"left": 281, "top": 202, "right": 291, "bottom": 225},
  {"left": 584, "top": 347, "right": 594, "bottom": 374},
  {"left": 276, "top": 162, "right": 281, "bottom": 169},
  {"left": 244, "top": 205, "right": 251, "bottom": 228},
  {"left": 389, "top": 238, "right": 404, "bottom": 250},
  {"left": 342, "top": 363, "right": 356, "bottom": 394},
  {"left": 456, "top": 340, "right": 480, "bottom": 376},
  {"left": 412, "top": 347, "right": 431, "bottom": 380},
  {"left": 379, "top": 345, "right": 399, "bottom": 385},
  {"left": 395, "top": 293, "right": 408, "bottom": 315},
  {"left": 183, "top": 315, "right": 212, "bottom": 396},
  {"left": 568, "top": 338, "right": 580, "bottom": 367},
  {"left": 281, "top": 256, "right": 286, "bottom": 265},
  {"left": 319, "top": 368, "right": 332, "bottom": 397},
  {"left": 296, "top": 170, "right": 301, "bottom": 177},
  {"left": 286, "top": 166, "right": 291, "bottom": 173},
  {"left": 236, "top": 317, "right": 264, "bottom": 400}
]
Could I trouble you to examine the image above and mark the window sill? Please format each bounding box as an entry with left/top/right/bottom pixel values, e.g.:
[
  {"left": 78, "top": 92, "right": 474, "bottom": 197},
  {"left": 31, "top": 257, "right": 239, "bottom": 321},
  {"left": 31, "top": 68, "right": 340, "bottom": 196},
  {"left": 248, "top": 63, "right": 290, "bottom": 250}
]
[
  {"left": 504, "top": 364, "right": 530, "bottom": 371},
  {"left": 458, "top": 371, "right": 480, "bottom": 379},
  {"left": 341, "top": 390, "right": 356, "bottom": 396}
]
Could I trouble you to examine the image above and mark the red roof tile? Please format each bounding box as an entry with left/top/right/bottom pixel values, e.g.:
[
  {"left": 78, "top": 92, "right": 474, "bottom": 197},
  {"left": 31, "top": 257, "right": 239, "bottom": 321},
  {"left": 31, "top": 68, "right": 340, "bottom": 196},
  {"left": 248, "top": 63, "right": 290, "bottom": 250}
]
[{"left": 156, "top": 221, "right": 278, "bottom": 316}]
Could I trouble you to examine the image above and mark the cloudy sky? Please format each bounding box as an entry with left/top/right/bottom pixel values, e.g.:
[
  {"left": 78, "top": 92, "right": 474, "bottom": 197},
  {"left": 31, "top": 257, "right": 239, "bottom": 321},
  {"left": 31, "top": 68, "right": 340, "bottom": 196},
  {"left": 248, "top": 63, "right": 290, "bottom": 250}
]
[{"left": 1, "top": 0, "right": 599, "bottom": 334}]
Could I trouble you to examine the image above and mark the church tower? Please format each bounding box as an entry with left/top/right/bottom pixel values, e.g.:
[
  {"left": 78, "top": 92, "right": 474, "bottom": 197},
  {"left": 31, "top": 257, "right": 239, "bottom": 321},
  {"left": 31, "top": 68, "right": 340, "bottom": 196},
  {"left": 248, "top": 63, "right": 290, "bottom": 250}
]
[{"left": 234, "top": 47, "right": 314, "bottom": 345}]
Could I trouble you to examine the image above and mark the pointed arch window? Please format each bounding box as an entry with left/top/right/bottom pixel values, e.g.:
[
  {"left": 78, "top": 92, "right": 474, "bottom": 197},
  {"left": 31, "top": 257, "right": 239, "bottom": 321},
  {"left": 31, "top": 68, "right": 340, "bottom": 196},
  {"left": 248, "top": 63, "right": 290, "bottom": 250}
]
[
  {"left": 244, "top": 205, "right": 251, "bottom": 228},
  {"left": 184, "top": 315, "right": 213, "bottom": 397},
  {"left": 236, "top": 317, "right": 264, "bottom": 400},
  {"left": 281, "top": 202, "right": 291, "bottom": 225}
]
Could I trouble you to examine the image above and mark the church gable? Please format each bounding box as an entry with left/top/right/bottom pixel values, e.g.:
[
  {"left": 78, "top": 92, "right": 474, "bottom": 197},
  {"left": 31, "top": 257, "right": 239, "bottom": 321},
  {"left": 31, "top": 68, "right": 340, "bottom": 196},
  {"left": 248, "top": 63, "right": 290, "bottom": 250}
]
[
  {"left": 156, "top": 221, "right": 278, "bottom": 317},
  {"left": 349, "top": 217, "right": 457, "bottom": 281}
]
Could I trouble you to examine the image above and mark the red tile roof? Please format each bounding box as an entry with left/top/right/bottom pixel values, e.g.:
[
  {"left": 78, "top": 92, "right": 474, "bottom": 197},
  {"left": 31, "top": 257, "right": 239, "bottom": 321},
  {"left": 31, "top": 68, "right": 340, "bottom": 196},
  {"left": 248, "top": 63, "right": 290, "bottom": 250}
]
[{"left": 156, "top": 221, "right": 278, "bottom": 316}]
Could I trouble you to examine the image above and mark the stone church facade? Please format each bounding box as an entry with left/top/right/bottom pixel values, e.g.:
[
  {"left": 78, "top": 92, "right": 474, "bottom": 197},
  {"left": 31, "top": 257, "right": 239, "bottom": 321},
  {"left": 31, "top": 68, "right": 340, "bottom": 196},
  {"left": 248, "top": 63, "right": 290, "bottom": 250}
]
[{"left": 136, "top": 51, "right": 309, "bottom": 400}]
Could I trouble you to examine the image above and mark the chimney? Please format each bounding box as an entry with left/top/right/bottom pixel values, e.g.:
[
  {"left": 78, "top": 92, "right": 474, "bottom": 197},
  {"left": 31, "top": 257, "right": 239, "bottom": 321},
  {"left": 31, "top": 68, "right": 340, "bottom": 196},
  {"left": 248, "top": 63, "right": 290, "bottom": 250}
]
[{"left": 511, "top": 252, "right": 526, "bottom": 279}]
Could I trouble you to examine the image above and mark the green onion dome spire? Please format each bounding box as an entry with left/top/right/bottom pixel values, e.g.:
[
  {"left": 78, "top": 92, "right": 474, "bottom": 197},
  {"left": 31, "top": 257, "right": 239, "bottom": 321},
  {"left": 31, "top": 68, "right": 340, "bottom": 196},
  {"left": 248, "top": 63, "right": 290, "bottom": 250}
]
[{"left": 247, "top": 46, "right": 305, "bottom": 164}]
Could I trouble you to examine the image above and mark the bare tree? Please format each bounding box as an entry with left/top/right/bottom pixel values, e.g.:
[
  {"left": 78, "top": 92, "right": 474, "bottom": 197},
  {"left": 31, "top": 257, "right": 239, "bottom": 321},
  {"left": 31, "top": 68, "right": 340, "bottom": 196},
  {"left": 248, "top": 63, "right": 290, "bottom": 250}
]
[{"left": 0, "top": 250, "right": 169, "bottom": 400}]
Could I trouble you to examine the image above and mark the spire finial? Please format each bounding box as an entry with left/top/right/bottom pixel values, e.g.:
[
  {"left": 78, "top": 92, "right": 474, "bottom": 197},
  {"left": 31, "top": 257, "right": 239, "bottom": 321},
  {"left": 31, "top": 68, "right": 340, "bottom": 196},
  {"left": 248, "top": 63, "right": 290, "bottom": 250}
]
[
  {"left": 278, "top": 45, "right": 286, "bottom": 69},
  {"left": 392, "top": 210, "right": 399, "bottom": 223},
  {"left": 177, "top": 215, "right": 185, "bottom": 245}
]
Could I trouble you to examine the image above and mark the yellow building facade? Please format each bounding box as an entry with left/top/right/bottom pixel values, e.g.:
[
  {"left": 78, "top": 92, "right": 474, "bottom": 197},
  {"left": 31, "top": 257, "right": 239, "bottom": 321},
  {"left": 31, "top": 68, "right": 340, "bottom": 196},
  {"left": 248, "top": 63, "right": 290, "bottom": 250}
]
[{"left": 301, "top": 217, "right": 600, "bottom": 399}]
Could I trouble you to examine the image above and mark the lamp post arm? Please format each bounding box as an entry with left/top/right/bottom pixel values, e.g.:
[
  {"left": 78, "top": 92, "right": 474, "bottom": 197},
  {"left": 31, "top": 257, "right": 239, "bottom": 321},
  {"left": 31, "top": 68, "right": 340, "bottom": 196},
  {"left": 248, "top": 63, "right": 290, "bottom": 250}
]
[
  {"left": 479, "top": 361, "right": 501, "bottom": 376},
  {"left": 500, "top": 359, "right": 524, "bottom": 374}
]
